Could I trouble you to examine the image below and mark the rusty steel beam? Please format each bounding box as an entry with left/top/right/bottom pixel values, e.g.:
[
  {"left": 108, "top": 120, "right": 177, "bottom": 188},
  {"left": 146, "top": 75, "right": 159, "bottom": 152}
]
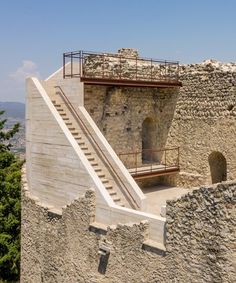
[
  {"left": 80, "top": 77, "right": 182, "bottom": 88},
  {"left": 132, "top": 167, "right": 180, "bottom": 180}
]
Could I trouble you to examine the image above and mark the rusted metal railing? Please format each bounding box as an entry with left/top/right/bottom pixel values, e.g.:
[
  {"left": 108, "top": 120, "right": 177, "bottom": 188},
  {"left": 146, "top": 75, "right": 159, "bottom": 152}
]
[
  {"left": 119, "top": 147, "right": 180, "bottom": 176},
  {"left": 63, "top": 50, "right": 181, "bottom": 85}
]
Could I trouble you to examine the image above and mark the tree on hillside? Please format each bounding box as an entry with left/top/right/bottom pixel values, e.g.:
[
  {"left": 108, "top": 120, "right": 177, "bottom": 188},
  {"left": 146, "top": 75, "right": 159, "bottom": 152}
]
[
  {"left": 0, "top": 110, "right": 22, "bottom": 282},
  {"left": 0, "top": 110, "right": 19, "bottom": 152}
]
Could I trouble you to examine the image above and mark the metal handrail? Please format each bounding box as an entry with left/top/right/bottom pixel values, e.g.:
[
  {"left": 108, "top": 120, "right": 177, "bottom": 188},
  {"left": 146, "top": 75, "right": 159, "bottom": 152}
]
[
  {"left": 119, "top": 147, "right": 180, "bottom": 175},
  {"left": 64, "top": 50, "right": 179, "bottom": 64},
  {"left": 119, "top": 147, "right": 179, "bottom": 155},
  {"left": 63, "top": 50, "right": 180, "bottom": 82},
  {"left": 54, "top": 86, "right": 139, "bottom": 209}
]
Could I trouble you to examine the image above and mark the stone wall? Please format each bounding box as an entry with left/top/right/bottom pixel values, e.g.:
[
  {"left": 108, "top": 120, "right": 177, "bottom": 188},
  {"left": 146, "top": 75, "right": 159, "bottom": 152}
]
[
  {"left": 166, "top": 181, "right": 236, "bottom": 282},
  {"left": 166, "top": 60, "right": 236, "bottom": 186},
  {"left": 84, "top": 86, "right": 178, "bottom": 167},
  {"left": 21, "top": 178, "right": 236, "bottom": 283},
  {"left": 84, "top": 59, "right": 236, "bottom": 187}
]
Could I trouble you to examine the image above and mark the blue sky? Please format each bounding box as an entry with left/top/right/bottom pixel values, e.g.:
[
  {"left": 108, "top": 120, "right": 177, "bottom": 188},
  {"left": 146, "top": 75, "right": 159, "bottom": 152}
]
[{"left": 0, "top": 0, "right": 235, "bottom": 102}]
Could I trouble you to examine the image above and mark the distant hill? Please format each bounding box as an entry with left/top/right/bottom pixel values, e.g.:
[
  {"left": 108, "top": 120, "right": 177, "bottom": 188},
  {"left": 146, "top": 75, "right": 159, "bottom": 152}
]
[{"left": 0, "top": 102, "right": 25, "bottom": 119}]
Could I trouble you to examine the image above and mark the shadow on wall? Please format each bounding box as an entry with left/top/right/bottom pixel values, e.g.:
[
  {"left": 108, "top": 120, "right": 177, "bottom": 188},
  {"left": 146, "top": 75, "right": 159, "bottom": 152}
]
[
  {"left": 140, "top": 89, "right": 179, "bottom": 166},
  {"left": 84, "top": 85, "right": 180, "bottom": 169},
  {"left": 208, "top": 151, "right": 227, "bottom": 184},
  {"left": 150, "top": 89, "right": 179, "bottom": 152}
]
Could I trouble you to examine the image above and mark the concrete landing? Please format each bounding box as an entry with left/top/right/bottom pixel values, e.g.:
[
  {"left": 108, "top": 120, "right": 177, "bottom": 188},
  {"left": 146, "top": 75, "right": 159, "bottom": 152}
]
[{"left": 142, "top": 185, "right": 192, "bottom": 216}]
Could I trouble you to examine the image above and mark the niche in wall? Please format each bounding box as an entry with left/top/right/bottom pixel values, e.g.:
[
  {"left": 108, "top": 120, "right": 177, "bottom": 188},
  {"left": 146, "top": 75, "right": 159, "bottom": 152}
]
[
  {"left": 142, "top": 117, "right": 158, "bottom": 163},
  {"left": 208, "top": 151, "right": 227, "bottom": 184}
]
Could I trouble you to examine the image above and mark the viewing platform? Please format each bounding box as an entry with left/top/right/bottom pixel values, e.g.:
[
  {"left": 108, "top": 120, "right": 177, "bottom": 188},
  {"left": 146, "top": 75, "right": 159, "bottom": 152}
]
[
  {"left": 63, "top": 49, "right": 182, "bottom": 88},
  {"left": 119, "top": 147, "right": 180, "bottom": 180}
]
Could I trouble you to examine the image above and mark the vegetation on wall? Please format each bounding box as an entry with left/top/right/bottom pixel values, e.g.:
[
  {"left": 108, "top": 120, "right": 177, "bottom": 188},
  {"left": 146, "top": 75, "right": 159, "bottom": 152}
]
[{"left": 0, "top": 110, "right": 22, "bottom": 282}]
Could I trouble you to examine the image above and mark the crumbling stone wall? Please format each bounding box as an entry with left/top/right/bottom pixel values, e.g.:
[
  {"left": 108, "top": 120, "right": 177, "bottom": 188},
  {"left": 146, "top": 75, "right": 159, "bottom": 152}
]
[
  {"left": 166, "top": 60, "right": 236, "bottom": 186},
  {"left": 21, "top": 179, "right": 236, "bottom": 283},
  {"left": 84, "top": 59, "right": 236, "bottom": 187},
  {"left": 166, "top": 181, "right": 236, "bottom": 282}
]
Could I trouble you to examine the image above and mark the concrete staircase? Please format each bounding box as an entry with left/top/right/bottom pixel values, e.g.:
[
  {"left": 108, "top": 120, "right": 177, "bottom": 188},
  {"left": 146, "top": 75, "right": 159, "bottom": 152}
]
[{"left": 52, "top": 99, "right": 126, "bottom": 207}]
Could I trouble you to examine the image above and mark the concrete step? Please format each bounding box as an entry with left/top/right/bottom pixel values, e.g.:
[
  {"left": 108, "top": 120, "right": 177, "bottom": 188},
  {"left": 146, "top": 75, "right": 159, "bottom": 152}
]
[
  {"left": 60, "top": 113, "right": 67, "bottom": 116},
  {"left": 97, "top": 172, "right": 105, "bottom": 178},
  {"left": 68, "top": 127, "right": 76, "bottom": 131},
  {"left": 109, "top": 190, "right": 117, "bottom": 196},
  {"left": 88, "top": 156, "right": 95, "bottom": 161},
  {"left": 57, "top": 108, "right": 64, "bottom": 112},
  {"left": 104, "top": 184, "right": 113, "bottom": 190},
  {"left": 94, "top": 167, "right": 102, "bottom": 173},
  {"left": 62, "top": 117, "right": 70, "bottom": 121},
  {"left": 91, "top": 161, "right": 98, "bottom": 166},
  {"left": 71, "top": 132, "right": 79, "bottom": 136},
  {"left": 101, "top": 178, "right": 109, "bottom": 184},
  {"left": 81, "top": 146, "right": 88, "bottom": 150},
  {"left": 113, "top": 196, "right": 121, "bottom": 202},
  {"left": 65, "top": 122, "right": 73, "bottom": 126},
  {"left": 84, "top": 152, "right": 92, "bottom": 156},
  {"left": 114, "top": 199, "right": 125, "bottom": 207}
]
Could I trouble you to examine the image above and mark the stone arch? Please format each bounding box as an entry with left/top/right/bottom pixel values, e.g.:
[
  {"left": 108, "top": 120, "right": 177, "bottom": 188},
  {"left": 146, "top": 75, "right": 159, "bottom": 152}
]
[
  {"left": 142, "top": 117, "right": 157, "bottom": 163},
  {"left": 208, "top": 151, "right": 227, "bottom": 184}
]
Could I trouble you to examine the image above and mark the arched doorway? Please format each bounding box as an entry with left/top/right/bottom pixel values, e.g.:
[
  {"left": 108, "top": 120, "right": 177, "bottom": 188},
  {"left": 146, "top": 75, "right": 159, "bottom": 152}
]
[
  {"left": 208, "top": 151, "right": 227, "bottom": 184},
  {"left": 142, "top": 117, "right": 157, "bottom": 163}
]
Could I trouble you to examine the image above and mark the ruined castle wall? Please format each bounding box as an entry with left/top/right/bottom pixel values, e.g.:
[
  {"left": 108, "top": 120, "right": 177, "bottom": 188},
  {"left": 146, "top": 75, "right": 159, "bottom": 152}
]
[
  {"left": 166, "top": 62, "right": 236, "bottom": 186},
  {"left": 84, "top": 61, "right": 236, "bottom": 187},
  {"left": 84, "top": 86, "right": 178, "bottom": 167},
  {"left": 21, "top": 178, "right": 236, "bottom": 283},
  {"left": 166, "top": 181, "right": 236, "bottom": 282}
]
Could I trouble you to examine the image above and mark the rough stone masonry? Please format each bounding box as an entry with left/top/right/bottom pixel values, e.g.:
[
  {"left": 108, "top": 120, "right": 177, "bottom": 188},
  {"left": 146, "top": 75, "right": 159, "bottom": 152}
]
[
  {"left": 84, "top": 58, "right": 236, "bottom": 188},
  {"left": 21, "top": 172, "right": 236, "bottom": 283}
]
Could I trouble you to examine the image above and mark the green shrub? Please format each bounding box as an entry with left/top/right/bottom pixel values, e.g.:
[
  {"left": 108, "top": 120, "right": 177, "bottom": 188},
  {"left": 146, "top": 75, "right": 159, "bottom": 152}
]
[{"left": 0, "top": 110, "right": 22, "bottom": 281}]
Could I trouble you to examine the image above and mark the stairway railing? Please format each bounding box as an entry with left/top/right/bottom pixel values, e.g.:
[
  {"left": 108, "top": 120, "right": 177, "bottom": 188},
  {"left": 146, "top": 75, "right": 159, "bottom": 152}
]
[{"left": 54, "top": 86, "right": 140, "bottom": 209}]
